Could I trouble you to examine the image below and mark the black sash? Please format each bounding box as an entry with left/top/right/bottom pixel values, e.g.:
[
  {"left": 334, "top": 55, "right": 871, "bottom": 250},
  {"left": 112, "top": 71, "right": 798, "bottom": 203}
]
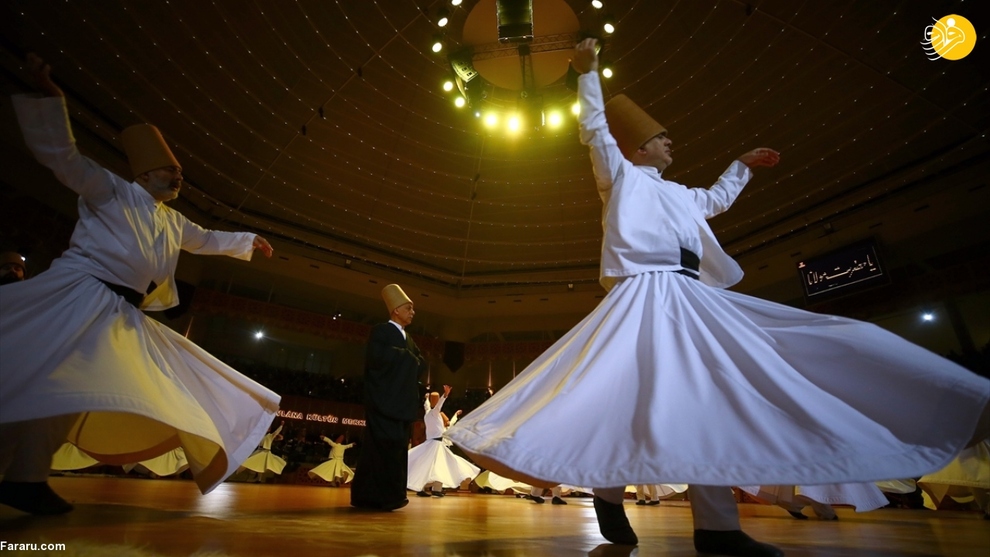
[
  {"left": 97, "top": 278, "right": 156, "bottom": 307},
  {"left": 674, "top": 247, "right": 701, "bottom": 280}
]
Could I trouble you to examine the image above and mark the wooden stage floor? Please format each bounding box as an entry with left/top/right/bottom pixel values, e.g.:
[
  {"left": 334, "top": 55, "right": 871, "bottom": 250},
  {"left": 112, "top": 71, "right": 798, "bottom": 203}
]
[{"left": 0, "top": 476, "right": 986, "bottom": 556}]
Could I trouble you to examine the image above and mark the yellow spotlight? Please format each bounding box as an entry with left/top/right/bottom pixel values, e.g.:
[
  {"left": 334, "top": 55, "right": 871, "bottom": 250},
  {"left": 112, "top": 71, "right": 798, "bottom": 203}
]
[
  {"left": 571, "top": 101, "right": 581, "bottom": 115},
  {"left": 546, "top": 111, "right": 563, "bottom": 128},
  {"left": 506, "top": 115, "right": 522, "bottom": 133},
  {"left": 591, "top": 1, "right": 604, "bottom": 9},
  {"left": 432, "top": 36, "right": 444, "bottom": 53},
  {"left": 442, "top": 80, "right": 454, "bottom": 92},
  {"left": 602, "top": 66, "right": 613, "bottom": 79},
  {"left": 437, "top": 8, "right": 450, "bottom": 28},
  {"left": 454, "top": 96, "right": 466, "bottom": 108},
  {"left": 451, "top": 0, "right": 463, "bottom": 5},
  {"left": 483, "top": 112, "right": 500, "bottom": 128}
]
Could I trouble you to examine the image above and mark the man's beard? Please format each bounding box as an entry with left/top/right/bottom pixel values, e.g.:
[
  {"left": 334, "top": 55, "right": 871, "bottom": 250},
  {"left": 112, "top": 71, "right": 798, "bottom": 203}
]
[{"left": 0, "top": 274, "right": 24, "bottom": 285}]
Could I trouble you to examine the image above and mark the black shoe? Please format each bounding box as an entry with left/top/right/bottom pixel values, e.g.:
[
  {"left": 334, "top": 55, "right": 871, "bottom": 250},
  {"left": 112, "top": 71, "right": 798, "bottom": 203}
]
[
  {"left": 593, "top": 496, "right": 638, "bottom": 545},
  {"left": 351, "top": 498, "right": 380, "bottom": 510},
  {"left": 416, "top": 491, "right": 432, "bottom": 497},
  {"left": 787, "top": 510, "right": 808, "bottom": 520},
  {"left": 635, "top": 500, "right": 647, "bottom": 506},
  {"left": 381, "top": 498, "right": 409, "bottom": 511},
  {"left": 0, "top": 481, "right": 73, "bottom": 515},
  {"left": 646, "top": 500, "right": 660, "bottom": 506},
  {"left": 552, "top": 496, "right": 568, "bottom": 505},
  {"left": 694, "top": 530, "right": 783, "bottom": 557},
  {"left": 431, "top": 490, "right": 445, "bottom": 497},
  {"left": 530, "top": 495, "right": 545, "bottom": 504}
]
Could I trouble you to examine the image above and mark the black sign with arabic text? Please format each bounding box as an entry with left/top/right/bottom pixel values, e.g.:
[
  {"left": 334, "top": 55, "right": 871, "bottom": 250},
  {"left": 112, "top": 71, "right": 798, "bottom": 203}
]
[{"left": 797, "top": 239, "right": 888, "bottom": 299}]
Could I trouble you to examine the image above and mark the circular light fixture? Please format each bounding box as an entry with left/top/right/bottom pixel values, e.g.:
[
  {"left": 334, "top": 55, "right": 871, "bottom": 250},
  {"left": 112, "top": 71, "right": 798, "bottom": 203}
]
[
  {"left": 443, "top": 80, "right": 454, "bottom": 91},
  {"left": 546, "top": 111, "right": 563, "bottom": 128},
  {"left": 454, "top": 96, "right": 466, "bottom": 107},
  {"left": 483, "top": 112, "right": 500, "bottom": 128},
  {"left": 591, "top": 1, "right": 604, "bottom": 9}
]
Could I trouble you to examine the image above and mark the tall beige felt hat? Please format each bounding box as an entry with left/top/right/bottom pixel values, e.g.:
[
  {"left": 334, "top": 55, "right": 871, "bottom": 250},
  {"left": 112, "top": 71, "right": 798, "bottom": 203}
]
[
  {"left": 382, "top": 284, "right": 412, "bottom": 313},
  {"left": 0, "top": 251, "right": 25, "bottom": 270},
  {"left": 121, "top": 124, "right": 181, "bottom": 178},
  {"left": 604, "top": 94, "right": 667, "bottom": 159}
]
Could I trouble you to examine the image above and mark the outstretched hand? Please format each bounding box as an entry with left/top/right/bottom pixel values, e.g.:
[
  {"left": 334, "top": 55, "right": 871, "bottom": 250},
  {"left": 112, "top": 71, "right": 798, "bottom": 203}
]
[
  {"left": 443, "top": 384, "right": 452, "bottom": 397},
  {"left": 737, "top": 148, "right": 780, "bottom": 169},
  {"left": 253, "top": 236, "right": 274, "bottom": 258},
  {"left": 571, "top": 38, "right": 599, "bottom": 74},
  {"left": 25, "top": 53, "right": 64, "bottom": 98}
]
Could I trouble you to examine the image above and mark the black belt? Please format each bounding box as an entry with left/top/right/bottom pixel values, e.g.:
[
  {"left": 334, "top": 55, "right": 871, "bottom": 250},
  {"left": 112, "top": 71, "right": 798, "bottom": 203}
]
[
  {"left": 97, "top": 278, "right": 154, "bottom": 307},
  {"left": 675, "top": 247, "right": 700, "bottom": 280}
]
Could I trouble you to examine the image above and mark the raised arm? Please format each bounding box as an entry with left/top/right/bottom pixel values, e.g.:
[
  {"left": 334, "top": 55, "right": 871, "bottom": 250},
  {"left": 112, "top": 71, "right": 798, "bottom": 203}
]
[
  {"left": 573, "top": 39, "right": 630, "bottom": 196},
  {"left": 12, "top": 54, "right": 119, "bottom": 204}
]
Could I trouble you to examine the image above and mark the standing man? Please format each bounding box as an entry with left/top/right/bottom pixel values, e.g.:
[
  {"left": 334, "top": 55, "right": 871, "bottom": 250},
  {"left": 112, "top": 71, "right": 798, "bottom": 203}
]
[
  {"left": 0, "top": 54, "right": 280, "bottom": 515},
  {"left": 448, "top": 38, "right": 988, "bottom": 557},
  {"left": 350, "top": 284, "right": 426, "bottom": 511}
]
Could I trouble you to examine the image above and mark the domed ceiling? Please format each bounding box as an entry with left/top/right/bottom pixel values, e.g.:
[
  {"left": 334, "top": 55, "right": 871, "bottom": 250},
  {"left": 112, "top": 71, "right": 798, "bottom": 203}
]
[{"left": 0, "top": 0, "right": 987, "bottom": 336}]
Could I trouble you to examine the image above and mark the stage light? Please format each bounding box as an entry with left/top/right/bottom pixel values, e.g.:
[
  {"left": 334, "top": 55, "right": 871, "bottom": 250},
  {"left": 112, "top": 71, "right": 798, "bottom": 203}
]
[
  {"left": 454, "top": 96, "right": 466, "bottom": 107},
  {"left": 571, "top": 101, "right": 581, "bottom": 115},
  {"left": 603, "top": 15, "right": 615, "bottom": 34},
  {"left": 451, "top": 0, "right": 463, "bottom": 5},
  {"left": 591, "top": 1, "right": 604, "bottom": 8},
  {"left": 922, "top": 312, "right": 935, "bottom": 322},
  {"left": 602, "top": 64, "right": 613, "bottom": 79},
  {"left": 432, "top": 35, "right": 444, "bottom": 53},
  {"left": 546, "top": 110, "right": 563, "bottom": 128},
  {"left": 254, "top": 331, "right": 264, "bottom": 340},
  {"left": 437, "top": 8, "right": 450, "bottom": 28},
  {"left": 506, "top": 114, "right": 522, "bottom": 133},
  {"left": 483, "top": 112, "right": 500, "bottom": 128},
  {"left": 443, "top": 79, "right": 454, "bottom": 92}
]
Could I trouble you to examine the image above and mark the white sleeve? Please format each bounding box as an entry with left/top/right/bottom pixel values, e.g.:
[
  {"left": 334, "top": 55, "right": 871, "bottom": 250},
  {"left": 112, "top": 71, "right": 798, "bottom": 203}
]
[
  {"left": 687, "top": 160, "right": 752, "bottom": 219},
  {"left": 12, "top": 94, "right": 121, "bottom": 205},
  {"left": 577, "top": 72, "right": 633, "bottom": 199}
]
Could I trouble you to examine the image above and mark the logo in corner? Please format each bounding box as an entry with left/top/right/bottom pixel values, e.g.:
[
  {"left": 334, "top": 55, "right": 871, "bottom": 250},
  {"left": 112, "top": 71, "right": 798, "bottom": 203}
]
[{"left": 922, "top": 15, "right": 976, "bottom": 60}]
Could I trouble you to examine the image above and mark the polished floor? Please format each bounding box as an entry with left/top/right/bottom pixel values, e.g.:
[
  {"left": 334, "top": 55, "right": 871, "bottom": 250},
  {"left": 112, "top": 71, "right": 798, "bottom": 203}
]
[{"left": 0, "top": 476, "right": 987, "bottom": 556}]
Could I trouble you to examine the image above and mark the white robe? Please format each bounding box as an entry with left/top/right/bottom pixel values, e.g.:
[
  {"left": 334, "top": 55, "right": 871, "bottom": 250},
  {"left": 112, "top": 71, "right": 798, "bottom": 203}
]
[
  {"left": 445, "top": 72, "right": 990, "bottom": 489},
  {"left": 407, "top": 396, "right": 479, "bottom": 490},
  {"left": 124, "top": 448, "right": 190, "bottom": 477},
  {"left": 240, "top": 426, "right": 287, "bottom": 474},
  {"left": 740, "top": 483, "right": 889, "bottom": 513},
  {"left": 0, "top": 95, "right": 281, "bottom": 494},
  {"left": 308, "top": 438, "right": 355, "bottom": 483},
  {"left": 50, "top": 443, "right": 100, "bottom": 471},
  {"left": 917, "top": 440, "right": 990, "bottom": 510}
]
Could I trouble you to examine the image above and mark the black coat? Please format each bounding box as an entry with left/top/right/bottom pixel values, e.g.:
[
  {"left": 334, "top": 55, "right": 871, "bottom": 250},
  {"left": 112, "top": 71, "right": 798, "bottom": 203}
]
[{"left": 363, "top": 322, "right": 425, "bottom": 425}]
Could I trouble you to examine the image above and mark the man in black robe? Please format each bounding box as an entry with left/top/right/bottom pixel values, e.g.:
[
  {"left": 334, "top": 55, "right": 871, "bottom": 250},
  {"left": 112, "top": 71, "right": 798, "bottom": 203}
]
[{"left": 350, "top": 284, "right": 426, "bottom": 510}]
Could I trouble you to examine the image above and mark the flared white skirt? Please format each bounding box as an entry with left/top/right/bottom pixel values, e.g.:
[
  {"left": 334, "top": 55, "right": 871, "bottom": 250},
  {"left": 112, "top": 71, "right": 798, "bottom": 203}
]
[
  {"left": 124, "top": 448, "right": 190, "bottom": 477},
  {"left": 50, "top": 443, "right": 100, "bottom": 471},
  {"left": 447, "top": 271, "right": 989, "bottom": 488},
  {"left": 407, "top": 439, "right": 480, "bottom": 490},
  {"left": 240, "top": 449, "right": 286, "bottom": 474},
  {"left": 740, "top": 483, "right": 889, "bottom": 512},
  {"left": 308, "top": 457, "right": 354, "bottom": 483},
  {"left": 0, "top": 267, "right": 281, "bottom": 493}
]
